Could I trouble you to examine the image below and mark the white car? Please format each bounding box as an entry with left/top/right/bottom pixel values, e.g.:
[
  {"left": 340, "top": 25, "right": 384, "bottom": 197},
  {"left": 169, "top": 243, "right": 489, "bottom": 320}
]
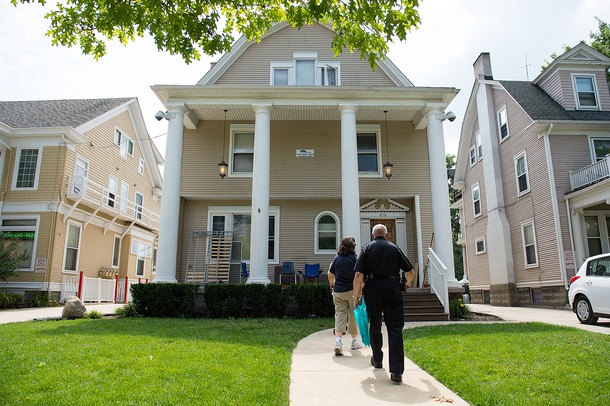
[{"left": 568, "top": 253, "right": 610, "bottom": 324}]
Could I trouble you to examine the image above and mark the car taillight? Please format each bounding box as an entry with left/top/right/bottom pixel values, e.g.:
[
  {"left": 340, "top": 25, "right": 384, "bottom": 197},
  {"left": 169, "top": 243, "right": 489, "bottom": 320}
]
[{"left": 569, "top": 275, "right": 581, "bottom": 285}]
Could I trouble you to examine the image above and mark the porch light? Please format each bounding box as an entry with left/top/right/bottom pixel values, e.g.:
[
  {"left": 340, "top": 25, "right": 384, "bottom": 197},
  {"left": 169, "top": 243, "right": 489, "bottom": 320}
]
[
  {"left": 383, "top": 110, "right": 393, "bottom": 180},
  {"left": 218, "top": 109, "right": 229, "bottom": 178}
]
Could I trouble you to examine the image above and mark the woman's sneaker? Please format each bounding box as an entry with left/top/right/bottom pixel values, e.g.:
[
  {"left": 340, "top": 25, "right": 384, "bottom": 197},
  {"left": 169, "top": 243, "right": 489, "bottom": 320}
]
[
  {"left": 351, "top": 339, "right": 362, "bottom": 350},
  {"left": 334, "top": 340, "right": 343, "bottom": 356}
]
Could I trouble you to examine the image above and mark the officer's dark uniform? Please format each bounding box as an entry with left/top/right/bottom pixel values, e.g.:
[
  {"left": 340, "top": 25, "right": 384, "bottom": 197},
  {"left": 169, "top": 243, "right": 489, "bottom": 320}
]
[{"left": 355, "top": 235, "right": 413, "bottom": 377}]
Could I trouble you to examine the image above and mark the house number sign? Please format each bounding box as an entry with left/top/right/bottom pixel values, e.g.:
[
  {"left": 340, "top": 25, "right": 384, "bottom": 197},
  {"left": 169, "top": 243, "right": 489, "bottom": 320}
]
[{"left": 296, "top": 149, "right": 314, "bottom": 157}]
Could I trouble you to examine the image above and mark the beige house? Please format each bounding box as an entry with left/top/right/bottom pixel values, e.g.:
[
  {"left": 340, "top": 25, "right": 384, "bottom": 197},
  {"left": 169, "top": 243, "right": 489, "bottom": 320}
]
[
  {"left": 0, "top": 98, "right": 163, "bottom": 302},
  {"left": 453, "top": 43, "right": 610, "bottom": 307},
  {"left": 152, "top": 22, "right": 461, "bottom": 310}
]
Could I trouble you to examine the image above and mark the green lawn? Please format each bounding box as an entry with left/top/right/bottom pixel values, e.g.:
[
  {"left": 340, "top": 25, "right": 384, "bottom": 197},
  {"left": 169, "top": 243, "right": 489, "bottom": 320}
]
[
  {"left": 0, "top": 317, "right": 332, "bottom": 405},
  {"left": 404, "top": 322, "right": 610, "bottom": 406}
]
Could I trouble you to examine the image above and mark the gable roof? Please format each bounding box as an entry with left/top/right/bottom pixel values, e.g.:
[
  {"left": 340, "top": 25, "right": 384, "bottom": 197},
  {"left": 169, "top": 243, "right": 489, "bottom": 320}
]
[
  {"left": 499, "top": 81, "right": 610, "bottom": 122},
  {"left": 533, "top": 42, "right": 610, "bottom": 86},
  {"left": 0, "top": 98, "right": 133, "bottom": 129}
]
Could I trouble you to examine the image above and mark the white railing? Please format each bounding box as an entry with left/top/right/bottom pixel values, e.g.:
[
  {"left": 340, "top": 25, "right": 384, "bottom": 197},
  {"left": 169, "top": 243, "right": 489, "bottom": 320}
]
[
  {"left": 427, "top": 247, "right": 449, "bottom": 314},
  {"left": 569, "top": 156, "right": 610, "bottom": 190},
  {"left": 60, "top": 275, "right": 79, "bottom": 302},
  {"left": 67, "top": 176, "right": 160, "bottom": 231},
  {"left": 81, "top": 276, "right": 116, "bottom": 303},
  {"left": 116, "top": 278, "right": 147, "bottom": 303}
]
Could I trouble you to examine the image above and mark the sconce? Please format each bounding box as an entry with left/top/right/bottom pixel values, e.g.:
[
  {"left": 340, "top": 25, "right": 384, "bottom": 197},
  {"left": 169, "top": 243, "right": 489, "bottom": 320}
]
[
  {"left": 383, "top": 110, "right": 393, "bottom": 180},
  {"left": 218, "top": 109, "right": 228, "bottom": 178}
]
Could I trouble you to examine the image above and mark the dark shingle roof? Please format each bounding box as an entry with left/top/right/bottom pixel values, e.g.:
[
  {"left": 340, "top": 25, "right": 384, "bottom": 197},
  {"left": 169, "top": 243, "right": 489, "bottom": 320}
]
[
  {"left": 0, "top": 98, "right": 133, "bottom": 129},
  {"left": 499, "top": 81, "right": 610, "bottom": 122}
]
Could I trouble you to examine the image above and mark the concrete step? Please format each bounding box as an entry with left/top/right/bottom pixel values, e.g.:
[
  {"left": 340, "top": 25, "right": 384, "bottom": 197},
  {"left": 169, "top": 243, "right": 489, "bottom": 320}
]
[{"left": 406, "top": 312, "right": 450, "bottom": 322}]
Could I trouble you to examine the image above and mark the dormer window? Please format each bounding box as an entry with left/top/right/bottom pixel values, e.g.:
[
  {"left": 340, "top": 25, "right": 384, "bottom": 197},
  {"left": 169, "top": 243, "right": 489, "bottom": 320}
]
[
  {"left": 271, "top": 52, "right": 340, "bottom": 86},
  {"left": 573, "top": 75, "right": 599, "bottom": 109}
]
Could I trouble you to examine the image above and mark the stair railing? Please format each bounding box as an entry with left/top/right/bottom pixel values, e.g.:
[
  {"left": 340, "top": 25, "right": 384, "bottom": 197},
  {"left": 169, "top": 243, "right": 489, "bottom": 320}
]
[{"left": 427, "top": 247, "right": 449, "bottom": 314}]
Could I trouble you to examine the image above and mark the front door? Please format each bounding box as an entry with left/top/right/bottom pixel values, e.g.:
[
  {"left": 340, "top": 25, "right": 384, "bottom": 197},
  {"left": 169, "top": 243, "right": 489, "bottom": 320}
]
[{"left": 369, "top": 219, "right": 396, "bottom": 243}]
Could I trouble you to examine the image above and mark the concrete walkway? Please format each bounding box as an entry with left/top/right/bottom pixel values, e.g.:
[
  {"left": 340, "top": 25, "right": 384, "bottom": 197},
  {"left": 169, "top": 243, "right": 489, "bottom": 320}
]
[{"left": 0, "top": 303, "right": 124, "bottom": 324}]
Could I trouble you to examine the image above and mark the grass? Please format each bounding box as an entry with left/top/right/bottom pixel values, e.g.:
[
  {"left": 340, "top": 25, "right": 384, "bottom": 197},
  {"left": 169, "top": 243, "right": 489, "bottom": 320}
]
[
  {"left": 404, "top": 322, "right": 610, "bottom": 406},
  {"left": 0, "top": 317, "right": 332, "bottom": 405}
]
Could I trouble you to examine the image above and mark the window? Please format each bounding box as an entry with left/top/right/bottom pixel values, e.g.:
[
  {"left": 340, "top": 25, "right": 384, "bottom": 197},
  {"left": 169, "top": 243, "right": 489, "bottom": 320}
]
[
  {"left": 0, "top": 217, "right": 38, "bottom": 270},
  {"left": 120, "top": 182, "right": 129, "bottom": 214},
  {"left": 573, "top": 75, "right": 599, "bottom": 109},
  {"left": 63, "top": 222, "right": 81, "bottom": 273},
  {"left": 71, "top": 156, "right": 89, "bottom": 195},
  {"left": 497, "top": 106, "right": 509, "bottom": 141},
  {"left": 514, "top": 152, "right": 530, "bottom": 196},
  {"left": 270, "top": 52, "right": 340, "bottom": 86},
  {"left": 138, "top": 157, "right": 145, "bottom": 175},
  {"left": 585, "top": 216, "right": 602, "bottom": 257},
  {"left": 130, "top": 240, "right": 152, "bottom": 277},
  {"left": 475, "top": 237, "right": 486, "bottom": 254},
  {"left": 591, "top": 138, "right": 610, "bottom": 162},
  {"left": 231, "top": 126, "right": 255, "bottom": 175},
  {"left": 115, "top": 128, "right": 134, "bottom": 158},
  {"left": 134, "top": 192, "right": 143, "bottom": 220},
  {"left": 469, "top": 146, "right": 477, "bottom": 167},
  {"left": 209, "top": 207, "right": 280, "bottom": 263},
  {"left": 152, "top": 247, "right": 157, "bottom": 273},
  {"left": 315, "top": 212, "right": 340, "bottom": 253},
  {"left": 472, "top": 183, "right": 481, "bottom": 217},
  {"left": 112, "top": 236, "right": 121, "bottom": 268},
  {"left": 107, "top": 175, "right": 117, "bottom": 208},
  {"left": 476, "top": 132, "right": 482, "bottom": 160},
  {"left": 0, "top": 150, "right": 4, "bottom": 188},
  {"left": 357, "top": 125, "right": 381, "bottom": 174},
  {"left": 114, "top": 129, "right": 122, "bottom": 146},
  {"left": 13, "top": 148, "right": 42, "bottom": 190},
  {"left": 521, "top": 221, "right": 538, "bottom": 267},
  {"left": 586, "top": 256, "right": 610, "bottom": 277}
]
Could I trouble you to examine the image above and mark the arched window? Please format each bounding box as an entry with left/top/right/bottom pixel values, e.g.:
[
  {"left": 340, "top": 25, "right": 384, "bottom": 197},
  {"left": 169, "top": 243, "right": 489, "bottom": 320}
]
[{"left": 315, "top": 212, "right": 339, "bottom": 254}]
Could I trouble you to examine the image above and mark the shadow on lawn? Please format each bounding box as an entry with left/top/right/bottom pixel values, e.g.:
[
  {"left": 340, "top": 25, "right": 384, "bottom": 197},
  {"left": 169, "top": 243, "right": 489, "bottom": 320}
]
[{"left": 407, "top": 321, "right": 579, "bottom": 338}]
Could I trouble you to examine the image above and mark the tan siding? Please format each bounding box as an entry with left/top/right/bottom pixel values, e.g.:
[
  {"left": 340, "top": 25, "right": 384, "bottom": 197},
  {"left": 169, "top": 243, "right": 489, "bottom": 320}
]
[
  {"left": 539, "top": 71, "right": 565, "bottom": 108},
  {"left": 215, "top": 24, "right": 396, "bottom": 87}
]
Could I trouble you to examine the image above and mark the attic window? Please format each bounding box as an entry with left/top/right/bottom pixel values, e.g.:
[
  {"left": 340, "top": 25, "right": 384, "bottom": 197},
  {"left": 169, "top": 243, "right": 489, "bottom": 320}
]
[
  {"left": 271, "top": 52, "right": 340, "bottom": 86},
  {"left": 573, "top": 75, "right": 599, "bottom": 109}
]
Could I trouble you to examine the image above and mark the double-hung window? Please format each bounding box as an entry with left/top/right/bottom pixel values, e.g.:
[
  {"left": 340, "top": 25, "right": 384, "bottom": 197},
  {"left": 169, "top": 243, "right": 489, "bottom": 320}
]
[
  {"left": 476, "top": 132, "right": 482, "bottom": 160},
  {"left": 0, "top": 217, "right": 39, "bottom": 270},
  {"left": 573, "top": 75, "right": 599, "bottom": 109},
  {"left": 357, "top": 125, "right": 381, "bottom": 175},
  {"left": 130, "top": 240, "right": 152, "bottom": 277},
  {"left": 231, "top": 125, "right": 255, "bottom": 175},
  {"left": 497, "top": 106, "right": 509, "bottom": 141},
  {"left": 472, "top": 183, "right": 481, "bottom": 217},
  {"left": 112, "top": 236, "right": 121, "bottom": 268},
  {"left": 63, "top": 221, "right": 82, "bottom": 273},
  {"left": 521, "top": 220, "right": 538, "bottom": 267},
  {"left": 134, "top": 192, "right": 143, "bottom": 220},
  {"left": 475, "top": 236, "right": 486, "bottom": 254},
  {"left": 12, "top": 148, "right": 42, "bottom": 190},
  {"left": 469, "top": 146, "right": 477, "bottom": 167},
  {"left": 271, "top": 52, "right": 340, "bottom": 86},
  {"left": 514, "top": 152, "right": 530, "bottom": 196}
]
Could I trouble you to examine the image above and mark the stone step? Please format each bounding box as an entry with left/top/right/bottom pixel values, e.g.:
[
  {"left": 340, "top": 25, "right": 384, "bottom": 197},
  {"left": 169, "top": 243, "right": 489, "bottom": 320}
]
[{"left": 405, "top": 312, "right": 450, "bottom": 322}]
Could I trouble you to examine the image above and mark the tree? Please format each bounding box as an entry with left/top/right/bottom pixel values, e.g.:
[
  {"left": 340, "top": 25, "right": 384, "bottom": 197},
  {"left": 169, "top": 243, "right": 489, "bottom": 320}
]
[
  {"left": 446, "top": 154, "right": 464, "bottom": 280},
  {"left": 0, "top": 236, "right": 31, "bottom": 282},
  {"left": 10, "top": 0, "right": 421, "bottom": 68}
]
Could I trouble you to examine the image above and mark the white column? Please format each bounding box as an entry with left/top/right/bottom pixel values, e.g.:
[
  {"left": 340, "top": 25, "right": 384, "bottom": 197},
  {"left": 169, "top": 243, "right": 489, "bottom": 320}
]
[
  {"left": 339, "top": 105, "right": 362, "bottom": 250},
  {"left": 570, "top": 208, "right": 586, "bottom": 268},
  {"left": 155, "top": 107, "right": 186, "bottom": 283},
  {"left": 248, "top": 104, "right": 272, "bottom": 284},
  {"left": 426, "top": 110, "right": 457, "bottom": 283}
]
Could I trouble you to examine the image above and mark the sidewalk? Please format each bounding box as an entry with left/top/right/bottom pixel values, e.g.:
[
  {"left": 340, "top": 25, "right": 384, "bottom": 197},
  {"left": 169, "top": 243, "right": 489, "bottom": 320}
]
[{"left": 0, "top": 303, "right": 124, "bottom": 324}]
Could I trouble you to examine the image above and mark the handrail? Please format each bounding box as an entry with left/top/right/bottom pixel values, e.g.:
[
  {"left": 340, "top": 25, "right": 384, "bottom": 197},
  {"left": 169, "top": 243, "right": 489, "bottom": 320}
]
[
  {"left": 67, "top": 176, "right": 160, "bottom": 231},
  {"left": 569, "top": 156, "right": 610, "bottom": 190},
  {"left": 427, "top": 247, "right": 449, "bottom": 314}
]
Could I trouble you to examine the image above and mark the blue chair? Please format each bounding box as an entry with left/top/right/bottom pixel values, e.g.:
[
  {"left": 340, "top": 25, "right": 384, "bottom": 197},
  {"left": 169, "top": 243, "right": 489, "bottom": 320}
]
[
  {"left": 280, "top": 261, "right": 296, "bottom": 284},
  {"left": 299, "top": 263, "right": 321, "bottom": 283},
  {"left": 241, "top": 262, "right": 249, "bottom": 283}
]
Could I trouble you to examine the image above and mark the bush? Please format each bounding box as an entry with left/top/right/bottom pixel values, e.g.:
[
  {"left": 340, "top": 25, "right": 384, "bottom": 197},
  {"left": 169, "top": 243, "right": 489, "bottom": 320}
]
[
  {"left": 85, "top": 310, "right": 104, "bottom": 319},
  {"left": 30, "top": 292, "right": 52, "bottom": 308},
  {"left": 285, "top": 283, "right": 334, "bottom": 318},
  {"left": 131, "top": 283, "right": 199, "bottom": 317},
  {"left": 449, "top": 298, "right": 471, "bottom": 320},
  {"left": 115, "top": 302, "right": 139, "bottom": 317},
  {"left": 0, "top": 292, "right": 23, "bottom": 309}
]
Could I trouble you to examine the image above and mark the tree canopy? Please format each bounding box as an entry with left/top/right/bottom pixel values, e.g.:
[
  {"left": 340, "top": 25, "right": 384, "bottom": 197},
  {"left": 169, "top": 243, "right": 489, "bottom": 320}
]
[{"left": 11, "top": 0, "right": 421, "bottom": 68}]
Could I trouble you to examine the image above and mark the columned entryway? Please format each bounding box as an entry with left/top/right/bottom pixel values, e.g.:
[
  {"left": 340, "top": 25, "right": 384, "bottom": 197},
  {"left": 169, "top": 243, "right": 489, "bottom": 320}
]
[{"left": 339, "top": 104, "right": 362, "bottom": 250}]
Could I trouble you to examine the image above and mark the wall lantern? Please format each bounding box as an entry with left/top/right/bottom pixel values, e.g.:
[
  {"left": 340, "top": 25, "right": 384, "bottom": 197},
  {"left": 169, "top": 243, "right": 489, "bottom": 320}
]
[
  {"left": 218, "top": 109, "right": 229, "bottom": 178},
  {"left": 383, "top": 110, "right": 393, "bottom": 180}
]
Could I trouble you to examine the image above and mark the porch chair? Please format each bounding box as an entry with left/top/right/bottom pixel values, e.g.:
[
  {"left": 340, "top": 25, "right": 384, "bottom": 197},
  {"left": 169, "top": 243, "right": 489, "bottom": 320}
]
[
  {"left": 280, "top": 261, "right": 297, "bottom": 284},
  {"left": 299, "top": 263, "right": 321, "bottom": 283},
  {"left": 240, "top": 262, "right": 249, "bottom": 283}
]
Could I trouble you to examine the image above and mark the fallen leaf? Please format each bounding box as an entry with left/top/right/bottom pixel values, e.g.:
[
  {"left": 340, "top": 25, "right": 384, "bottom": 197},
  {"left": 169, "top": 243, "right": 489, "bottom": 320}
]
[{"left": 431, "top": 395, "right": 455, "bottom": 403}]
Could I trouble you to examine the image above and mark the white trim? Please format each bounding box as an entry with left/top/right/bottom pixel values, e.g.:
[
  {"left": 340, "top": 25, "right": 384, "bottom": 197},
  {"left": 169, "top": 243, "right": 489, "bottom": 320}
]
[
  {"left": 134, "top": 191, "right": 144, "bottom": 220},
  {"left": 62, "top": 220, "right": 83, "bottom": 274},
  {"left": 589, "top": 136, "right": 610, "bottom": 163},
  {"left": 521, "top": 219, "right": 539, "bottom": 268},
  {"left": 11, "top": 147, "right": 43, "bottom": 191},
  {"left": 497, "top": 105, "right": 509, "bottom": 142},
  {"left": 514, "top": 151, "right": 530, "bottom": 197},
  {"left": 120, "top": 181, "right": 129, "bottom": 215},
  {"left": 476, "top": 131, "right": 483, "bottom": 161},
  {"left": 0, "top": 214, "right": 40, "bottom": 271},
  {"left": 469, "top": 145, "right": 477, "bottom": 167},
  {"left": 229, "top": 124, "right": 255, "bottom": 177},
  {"left": 472, "top": 183, "right": 482, "bottom": 218},
  {"left": 314, "top": 211, "right": 340, "bottom": 254},
  {"left": 357, "top": 124, "right": 382, "bottom": 177},
  {"left": 112, "top": 234, "right": 121, "bottom": 268},
  {"left": 571, "top": 73, "right": 600, "bottom": 110},
  {"left": 108, "top": 175, "right": 118, "bottom": 209},
  {"left": 474, "top": 236, "right": 486, "bottom": 254},
  {"left": 138, "top": 157, "right": 145, "bottom": 175}
]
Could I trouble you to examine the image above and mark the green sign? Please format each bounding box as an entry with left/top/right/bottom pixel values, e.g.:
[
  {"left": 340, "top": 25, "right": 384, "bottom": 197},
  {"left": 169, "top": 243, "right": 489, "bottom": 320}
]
[{"left": 2, "top": 231, "right": 35, "bottom": 240}]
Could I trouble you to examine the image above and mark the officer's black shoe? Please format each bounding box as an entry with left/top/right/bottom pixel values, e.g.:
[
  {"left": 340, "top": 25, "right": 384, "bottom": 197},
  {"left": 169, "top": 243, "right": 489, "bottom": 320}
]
[
  {"left": 390, "top": 372, "right": 402, "bottom": 383},
  {"left": 370, "top": 357, "right": 382, "bottom": 369}
]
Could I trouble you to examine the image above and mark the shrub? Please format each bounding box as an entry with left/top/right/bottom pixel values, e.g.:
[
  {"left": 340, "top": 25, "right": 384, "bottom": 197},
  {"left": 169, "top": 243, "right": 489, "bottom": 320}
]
[
  {"left": 449, "top": 298, "right": 471, "bottom": 320},
  {"left": 131, "top": 283, "right": 199, "bottom": 317},
  {"left": 115, "top": 302, "right": 139, "bottom": 317},
  {"left": 85, "top": 310, "right": 104, "bottom": 319},
  {"left": 30, "top": 292, "right": 51, "bottom": 308},
  {"left": 0, "top": 292, "right": 23, "bottom": 309},
  {"left": 285, "top": 283, "right": 334, "bottom": 318}
]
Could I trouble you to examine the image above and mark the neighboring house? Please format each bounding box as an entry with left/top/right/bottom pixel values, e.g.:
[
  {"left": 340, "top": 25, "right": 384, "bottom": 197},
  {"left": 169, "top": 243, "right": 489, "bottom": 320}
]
[
  {"left": 0, "top": 98, "right": 163, "bottom": 302},
  {"left": 152, "top": 22, "right": 461, "bottom": 301},
  {"left": 453, "top": 43, "right": 610, "bottom": 307}
]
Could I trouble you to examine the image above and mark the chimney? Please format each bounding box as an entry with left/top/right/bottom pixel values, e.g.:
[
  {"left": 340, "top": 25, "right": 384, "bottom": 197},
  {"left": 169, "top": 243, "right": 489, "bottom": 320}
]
[{"left": 473, "top": 53, "right": 493, "bottom": 80}]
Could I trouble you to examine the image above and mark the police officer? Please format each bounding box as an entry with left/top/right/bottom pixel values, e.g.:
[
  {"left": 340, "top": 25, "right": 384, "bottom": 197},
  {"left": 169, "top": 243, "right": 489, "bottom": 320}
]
[{"left": 353, "top": 224, "right": 414, "bottom": 383}]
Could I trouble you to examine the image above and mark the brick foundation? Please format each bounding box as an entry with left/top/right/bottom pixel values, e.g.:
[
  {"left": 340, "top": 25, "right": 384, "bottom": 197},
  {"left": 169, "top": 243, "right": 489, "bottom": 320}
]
[{"left": 470, "top": 285, "right": 568, "bottom": 307}]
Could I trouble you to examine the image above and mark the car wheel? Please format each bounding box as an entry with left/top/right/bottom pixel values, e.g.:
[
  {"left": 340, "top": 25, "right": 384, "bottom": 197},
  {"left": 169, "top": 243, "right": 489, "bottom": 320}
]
[{"left": 575, "top": 296, "right": 598, "bottom": 325}]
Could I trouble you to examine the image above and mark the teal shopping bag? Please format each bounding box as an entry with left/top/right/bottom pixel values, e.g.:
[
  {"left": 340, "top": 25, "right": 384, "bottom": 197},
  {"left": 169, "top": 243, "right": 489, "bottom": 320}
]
[{"left": 353, "top": 298, "right": 370, "bottom": 346}]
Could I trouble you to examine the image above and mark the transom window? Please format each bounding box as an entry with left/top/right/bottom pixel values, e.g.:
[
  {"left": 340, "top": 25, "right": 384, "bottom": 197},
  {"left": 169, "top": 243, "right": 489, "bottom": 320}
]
[
  {"left": 315, "top": 212, "right": 340, "bottom": 253},
  {"left": 13, "top": 148, "right": 42, "bottom": 190},
  {"left": 271, "top": 52, "right": 340, "bottom": 86},
  {"left": 472, "top": 183, "right": 481, "bottom": 217},
  {"left": 521, "top": 220, "right": 538, "bottom": 267},
  {"left": 573, "top": 75, "right": 599, "bottom": 109},
  {"left": 497, "top": 106, "right": 509, "bottom": 141},
  {"left": 230, "top": 125, "right": 255, "bottom": 176},
  {"left": 591, "top": 138, "right": 610, "bottom": 162},
  {"left": 514, "top": 152, "right": 530, "bottom": 196}
]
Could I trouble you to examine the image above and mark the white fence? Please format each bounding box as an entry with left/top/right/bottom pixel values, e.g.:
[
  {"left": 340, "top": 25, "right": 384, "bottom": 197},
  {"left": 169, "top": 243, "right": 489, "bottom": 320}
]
[
  {"left": 81, "top": 276, "right": 116, "bottom": 303},
  {"left": 60, "top": 275, "right": 79, "bottom": 302},
  {"left": 60, "top": 273, "right": 148, "bottom": 304},
  {"left": 427, "top": 247, "right": 449, "bottom": 314},
  {"left": 116, "top": 278, "right": 147, "bottom": 303}
]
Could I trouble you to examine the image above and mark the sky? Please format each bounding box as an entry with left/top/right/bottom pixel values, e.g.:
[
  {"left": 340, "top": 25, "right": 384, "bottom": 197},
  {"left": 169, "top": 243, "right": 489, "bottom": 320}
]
[{"left": 1, "top": 0, "right": 609, "bottom": 163}]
